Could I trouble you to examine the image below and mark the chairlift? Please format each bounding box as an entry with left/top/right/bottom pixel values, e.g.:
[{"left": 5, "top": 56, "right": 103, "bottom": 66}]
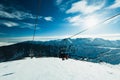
[
  {"left": 59, "top": 38, "right": 74, "bottom": 60},
  {"left": 29, "top": 49, "right": 34, "bottom": 59}
]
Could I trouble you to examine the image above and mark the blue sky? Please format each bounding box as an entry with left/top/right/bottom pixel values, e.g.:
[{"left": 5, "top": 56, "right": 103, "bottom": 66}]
[{"left": 0, "top": 0, "right": 120, "bottom": 46}]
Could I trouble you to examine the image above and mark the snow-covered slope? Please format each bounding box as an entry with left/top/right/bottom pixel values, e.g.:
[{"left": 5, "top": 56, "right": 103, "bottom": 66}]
[{"left": 0, "top": 58, "right": 120, "bottom": 80}]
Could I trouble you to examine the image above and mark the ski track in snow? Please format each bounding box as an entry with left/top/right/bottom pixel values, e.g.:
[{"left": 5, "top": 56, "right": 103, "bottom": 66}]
[{"left": 0, "top": 58, "right": 120, "bottom": 80}]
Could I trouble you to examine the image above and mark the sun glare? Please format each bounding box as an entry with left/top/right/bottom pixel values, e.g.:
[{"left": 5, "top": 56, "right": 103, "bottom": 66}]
[{"left": 84, "top": 16, "right": 100, "bottom": 28}]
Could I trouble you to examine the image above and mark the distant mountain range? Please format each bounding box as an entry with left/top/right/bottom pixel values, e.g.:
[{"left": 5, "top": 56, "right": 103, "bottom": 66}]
[{"left": 0, "top": 38, "right": 120, "bottom": 64}]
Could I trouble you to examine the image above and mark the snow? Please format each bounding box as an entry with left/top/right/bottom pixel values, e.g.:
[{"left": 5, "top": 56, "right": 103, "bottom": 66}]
[
  {"left": 0, "top": 58, "right": 120, "bottom": 80},
  {"left": 97, "top": 46, "right": 120, "bottom": 50}
]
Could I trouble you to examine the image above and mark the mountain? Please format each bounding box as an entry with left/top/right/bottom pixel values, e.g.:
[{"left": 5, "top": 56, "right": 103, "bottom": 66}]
[
  {"left": 0, "top": 58, "right": 120, "bottom": 80},
  {"left": 0, "top": 38, "right": 120, "bottom": 64}
]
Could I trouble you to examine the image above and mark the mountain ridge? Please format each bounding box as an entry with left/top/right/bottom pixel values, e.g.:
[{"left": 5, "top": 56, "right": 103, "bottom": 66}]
[{"left": 0, "top": 38, "right": 120, "bottom": 64}]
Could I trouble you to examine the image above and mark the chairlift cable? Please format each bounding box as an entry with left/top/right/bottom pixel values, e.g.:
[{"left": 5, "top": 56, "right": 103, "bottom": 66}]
[{"left": 68, "top": 13, "right": 120, "bottom": 39}]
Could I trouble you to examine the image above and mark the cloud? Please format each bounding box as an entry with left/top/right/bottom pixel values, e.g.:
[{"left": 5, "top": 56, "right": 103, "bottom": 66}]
[
  {"left": 66, "top": 14, "right": 102, "bottom": 28},
  {"left": 0, "top": 10, "right": 36, "bottom": 20},
  {"left": 66, "top": 0, "right": 105, "bottom": 14},
  {"left": 20, "top": 22, "right": 40, "bottom": 30},
  {"left": 0, "top": 4, "right": 41, "bottom": 29},
  {"left": 0, "top": 4, "right": 36, "bottom": 20},
  {"left": 11, "top": 11, "right": 36, "bottom": 20},
  {"left": 0, "top": 20, "right": 19, "bottom": 27},
  {"left": 56, "top": 0, "right": 75, "bottom": 11},
  {"left": 73, "top": 33, "right": 120, "bottom": 40},
  {"left": 0, "top": 10, "right": 14, "bottom": 19},
  {"left": 107, "top": 0, "right": 120, "bottom": 9},
  {"left": 0, "top": 20, "right": 40, "bottom": 29},
  {"left": 0, "top": 4, "right": 4, "bottom": 10},
  {"left": 44, "top": 16, "right": 53, "bottom": 21},
  {"left": 56, "top": 0, "right": 63, "bottom": 5},
  {"left": 0, "top": 32, "right": 6, "bottom": 35},
  {"left": 0, "top": 42, "right": 14, "bottom": 47},
  {"left": 2, "top": 21, "right": 19, "bottom": 27},
  {"left": 66, "top": 15, "right": 83, "bottom": 26}
]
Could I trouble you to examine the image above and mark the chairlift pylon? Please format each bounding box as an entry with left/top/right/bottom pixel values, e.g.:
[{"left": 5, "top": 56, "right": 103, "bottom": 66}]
[{"left": 29, "top": 0, "right": 41, "bottom": 58}]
